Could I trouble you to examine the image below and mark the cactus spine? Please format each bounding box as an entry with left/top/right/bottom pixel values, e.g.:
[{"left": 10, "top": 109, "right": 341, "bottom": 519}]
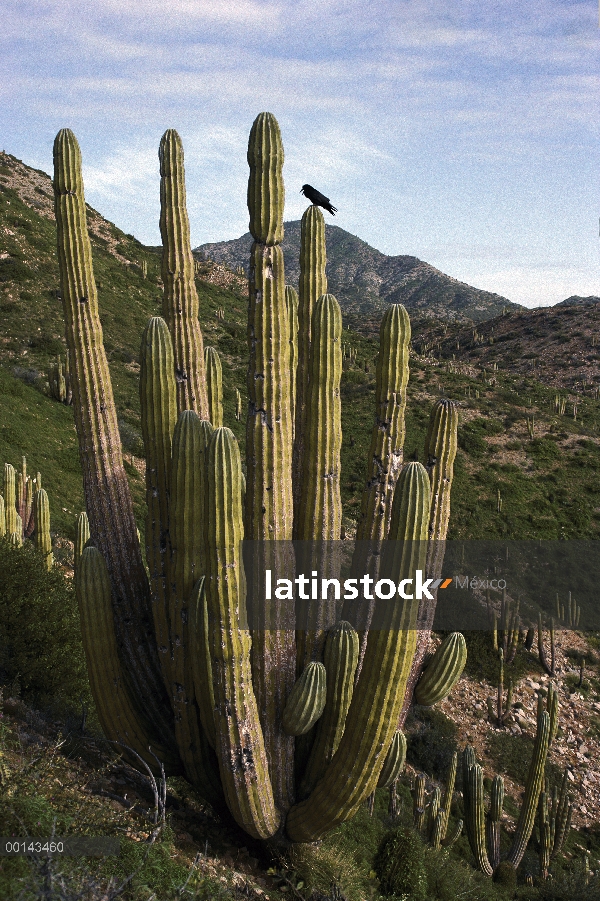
[{"left": 204, "top": 346, "right": 223, "bottom": 428}]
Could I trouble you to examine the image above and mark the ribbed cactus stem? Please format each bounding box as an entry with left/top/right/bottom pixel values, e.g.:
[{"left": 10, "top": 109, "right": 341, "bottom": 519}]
[
  {"left": 204, "top": 427, "right": 279, "bottom": 840},
  {"left": 466, "top": 762, "right": 494, "bottom": 876},
  {"left": 286, "top": 462, "right": 430, "bottom": 842},
  {"left": 293, "top": 205, "right": 327, "bottom": 526},
  {"left": 247, "top": 112, "right": 284, "bottom": 245},
  {"left": 294, "top": 293, "right": 343, "bottom": 676},
  {"left": 285, "top": 285, "right": 299, "bottom": 441},
  {"left": 398, "top": 398, "right": 458, "bottom": 730},
  {"left": 189, "top": 577, "right": 216, "bottom": 750},
  {"left": 159, "top": 129, "right": 208, "bottom": 418},
  {"left": 282, "top": 662, "right": 327, "bottom": 736},
  {"left": 245, "top": 111, "right": 295, "bottom": 816},
  {"left": 0, "top": 496, "right": 5, "bottom": 538},
  {"left": 4, "top": 463, "right": 17, "bottom": 536},
  {"left": 24, "top": 474, "right": 35, "bottom": 538},
  {"left": 414, "top": 632, "right": 467, "bottom": 706},
  {"left": 16, "top": 457, "right": 26, "bottom": 532},
  {"left": 355, "top": 303, "right": 411, "bottom": 544},
  {"left": 205, "top": 346, "right": 223, "bottom": 428},
  {"left": 74, "top": 511, "right": 90, "bottom": 578},
  {"left": 506, "top": 707, "right": 552, "bottom": 869},
  {"left": 53, "top": 128, "right": 175, "bottom": 750},
  {"left": 33, "top": 488, "right": 53, "bottom": 571},
  {"left": 139, "top": 316, "right": 177, "bottom": 691},
  {"left": 413, "top": 773, "right": 426, "bottom": 831},
  {"left": 487, "top": 775, "right": 504, "bottom": 871},
  {"left": 76, "top": 545, "right": 183, "bottom": 777},
  {"left": 300, "top": 620, "right": 359, "bottom": 797},
  {"left": 295, "top": 294, "right": 342, "bottom": 542},
  {"left": 169, "top": 411, "right": 213, "bottom": 788}
]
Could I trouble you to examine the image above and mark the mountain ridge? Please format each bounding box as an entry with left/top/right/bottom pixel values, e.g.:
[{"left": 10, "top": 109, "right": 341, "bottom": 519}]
[{"left": 196, "top": 220, "right": 524, "bottom": 327}]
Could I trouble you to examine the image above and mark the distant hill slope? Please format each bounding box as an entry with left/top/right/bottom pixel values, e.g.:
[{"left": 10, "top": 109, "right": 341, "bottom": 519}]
[
  {"left": 413, "top": 302, "right": 600, "bottom": 391},
  {"left": 196, "top": 220, "right": 523, "bottom": 327},
  {"left": 557, "top": 295, "right": 600, "bottom": 308}
]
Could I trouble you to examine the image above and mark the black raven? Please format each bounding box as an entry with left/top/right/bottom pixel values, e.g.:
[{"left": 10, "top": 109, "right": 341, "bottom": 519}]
[{"left": 300, "top": 184, "right": 338, "bottom": 215}]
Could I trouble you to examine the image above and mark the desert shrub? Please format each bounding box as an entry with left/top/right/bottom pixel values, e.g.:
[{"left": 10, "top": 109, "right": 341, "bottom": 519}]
[
  {"left": 536, "top": 868, "right": 600, "bottom": 901},
  {"left": 0, "top": 536, "right": 91, "bottom": 713},
  {"left": 374, "top": 825, "right": 427, "bottom": 900},
  {"left": 118, "top": 417, "right": 145, "bottom": 457},
  {"left": 421, "top": 847, "right": 509, "bottom": 900},
  {"left": 405, "top": 706, "right": 458, "bottom": 779}
]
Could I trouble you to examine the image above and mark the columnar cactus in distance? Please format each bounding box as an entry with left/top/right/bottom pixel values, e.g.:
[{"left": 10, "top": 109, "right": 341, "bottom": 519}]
[
  {"left": 463, "top": 685, "right": 559, "bottom": 878},
  {"left": 53, "top": 114, "right": 459, "bottom": 849},
  {"left": 33, "top": 488, "right": 53, "bottom": 571}
]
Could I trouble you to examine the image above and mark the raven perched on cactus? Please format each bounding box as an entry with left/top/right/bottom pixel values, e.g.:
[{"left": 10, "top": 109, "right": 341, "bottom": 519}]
[{"left": 300, "top": 183, "right": 338, "bottom": 215}]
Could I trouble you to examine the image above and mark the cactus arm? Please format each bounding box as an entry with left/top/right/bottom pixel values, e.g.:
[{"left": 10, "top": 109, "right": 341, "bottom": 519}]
[
  {"left": 285, "top": 285, "right": 299, "bottom": 442},
  {"left": 354, "top": 303, "right": 411, "bottom": 545},
  {"left": 158, "top": 129, "right": 209, "bottom": 418},
  {"left": 168, "top": 411, "right": 215, "bottom": 789},
  {"left": 53, "top": 129, "right": 176, "bottom": 751},
  {"left": 397, "top": 398, "right": 458, "bottom": 729},
  {"left": 76, "top": 546, "right": 183, "bottom": 776},
  {"left": 139, "top": 316, "right": 178, "bottom": 691},
  {"left": 205, "top": 346, "right": 223, "bottom": 428},
  {"left": 205, "top": 427, "right": 279, "bottom": 840},
  {"left": 245, "top": 112, "right": 295, "bottom": 816},
  {"left": 300, "top": 621, "right": 360, "bottom": 797},
  {"left": 414, "top": 632, "right": 467, "bottom": 706},
  {"left": 282, "top": 663, "right": 327, "bottom": 736},
  {"left": 189, "top": 577, "right": 216, "bottom": 750},
  {"left": 292, "top": 205, "right": 327, "bottom": 525},
  {"left": 0, "top": 495, "right": 4, "bottom": 537},
  {"left": 377, "top": 730, "right": 407, "bottom": 789},
  {"left": 286, "top": 462, "right": 430, "bottom": 842}
]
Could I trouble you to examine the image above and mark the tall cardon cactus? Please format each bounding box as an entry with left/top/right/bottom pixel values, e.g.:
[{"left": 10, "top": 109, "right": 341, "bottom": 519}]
[{"left": 53, "top": 114, "right": 460, "bottom": 847}]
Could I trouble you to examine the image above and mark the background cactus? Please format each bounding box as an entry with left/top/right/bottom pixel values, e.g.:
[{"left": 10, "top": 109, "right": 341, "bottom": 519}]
[
  {"left": 463, "top": 685, "right": 560, "bottom": 878},
  {"left": 52, "top": 115, "right": 460, "bottom": 850}
]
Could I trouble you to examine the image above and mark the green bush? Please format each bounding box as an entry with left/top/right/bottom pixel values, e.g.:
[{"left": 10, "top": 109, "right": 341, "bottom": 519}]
[
  {"left": 405, "top": 706, "right": 458, "bottom": 779},
  {"left": 374, "top": 826, "right": 427, "bottom": 900},
  {"left": 0, "top": 536, "right": 91, "bottom": 714}
]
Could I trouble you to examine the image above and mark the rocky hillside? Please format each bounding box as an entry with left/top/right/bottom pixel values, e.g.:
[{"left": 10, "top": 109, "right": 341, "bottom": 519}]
[
  {"left": 196, "top": 221, "right": 523, "bottom": 328},
  {"left": 412, "top": 302, "right": 600, "bottom": 392}
]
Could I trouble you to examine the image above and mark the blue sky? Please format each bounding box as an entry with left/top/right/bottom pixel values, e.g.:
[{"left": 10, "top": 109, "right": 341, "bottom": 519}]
[{"left": 1, "top": 0, "right": 598, "bottom": 306}]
